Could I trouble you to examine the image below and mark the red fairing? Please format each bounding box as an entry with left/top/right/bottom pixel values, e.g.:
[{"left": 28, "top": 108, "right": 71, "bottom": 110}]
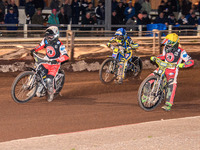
[
  {"left": 157, "top": 55, "right": 165, "bottom": 60},
  {"left": 184, "top": 59, "right": 194, "bottom": 68},
  {"left": 56, "top": 55, "right": 69, "bottom": 63}
]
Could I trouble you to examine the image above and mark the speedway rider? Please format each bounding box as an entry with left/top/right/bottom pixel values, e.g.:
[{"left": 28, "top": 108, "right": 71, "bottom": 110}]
[
  {"left": 31, "top": 26, "right": 69, "bottom": 102},
  {"left": 149, "top": 33, "right": 194, "bottom": 111},
  {"left": 107, "top": 28, "right": 139, "bottom": 83}
]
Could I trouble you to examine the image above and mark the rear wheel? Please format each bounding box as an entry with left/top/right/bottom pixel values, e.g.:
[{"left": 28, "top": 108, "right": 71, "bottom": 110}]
[
  {"left": 99, "top": 58, "right": 117, "bottom": 84},
  {"left": 55, "top": 69, "right": 65, "bottom": 95},
  {"left": 138, "top": 75, "right": 164, "bottom": 111},
  {"left": 11, "top": 71, "right": 37, "bottom": 103},
  {"left": 128, "top": 57, "right": 142, "bottom": 80}
]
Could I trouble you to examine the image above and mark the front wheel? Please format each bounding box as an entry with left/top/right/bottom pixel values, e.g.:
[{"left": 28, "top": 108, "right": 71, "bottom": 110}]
[
  {"left": 99, "top": 58, "right": 117, "bottom": 84},
  {"left": 137, "top": 75, "right": 164, "bottom": 111},
  {"left": 11, "top": 71, "right": 37, "bottom": 103}
]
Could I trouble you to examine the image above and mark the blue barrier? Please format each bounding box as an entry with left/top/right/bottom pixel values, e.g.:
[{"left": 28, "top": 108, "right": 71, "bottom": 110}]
[{"left": 147, "top": 23, "right": 167, "bottom": 36}]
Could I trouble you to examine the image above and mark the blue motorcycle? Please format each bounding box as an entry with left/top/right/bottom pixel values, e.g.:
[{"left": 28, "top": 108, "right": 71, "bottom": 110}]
[{"left": 99, "top": 46, "right": 142, "bottom": 84}]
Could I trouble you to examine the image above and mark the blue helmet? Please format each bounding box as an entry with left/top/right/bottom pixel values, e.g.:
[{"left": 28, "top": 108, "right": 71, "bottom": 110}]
[{"left": 115, "top": 28, "right": 127, "bottom": 43}]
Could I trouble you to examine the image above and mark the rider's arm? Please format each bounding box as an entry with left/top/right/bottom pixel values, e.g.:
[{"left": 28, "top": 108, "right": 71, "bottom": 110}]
[
  {"left": 33, "top": 38, "right": 46, "bottom": 52},
  {"left": 156, "top": 47, "right": 166, "bottom": 60},
  {"left": 107, "top": 37, "right": 116, "bottom": 48},
  {"left": 127, "top": 37, "right": 139, "bottom": 51},
  {"left": 178, "top": 49, "right": 194, "bottom": 68},
  {"left": 56, "top": 43, "right": 69, "bottom": 63}
]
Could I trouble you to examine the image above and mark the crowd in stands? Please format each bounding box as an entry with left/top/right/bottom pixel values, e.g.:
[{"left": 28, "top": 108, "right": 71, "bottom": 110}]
[{"left": 0, "top": 0, "right": 200, "bottom": 31}]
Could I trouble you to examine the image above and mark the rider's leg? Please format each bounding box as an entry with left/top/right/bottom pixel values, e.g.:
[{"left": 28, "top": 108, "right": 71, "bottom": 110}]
[
  {"left": 46, "top": 75, "right": 54, "bottom": 102},
  {"left": 46, "top": 64, "right": 60, "bottom": 102},
  {"left": 162, "top": 68, "right": 178, "bottom": 111}
]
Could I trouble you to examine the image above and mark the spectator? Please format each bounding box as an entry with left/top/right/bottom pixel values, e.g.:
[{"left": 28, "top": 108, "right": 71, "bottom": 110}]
[
  {"left": 124, "top": 1, "right": 135, "bottom": 22},
  {"left": 25, "top": 0, "right": 35, "bottom": 24},
  {"left": 0, "top": 8, "right": 4, "bottom": 24},
  {"left": 20, "top": 0, "right": 26, "bottom": 6},
  {"left": 185, "top": 9, "right": 194, "bottom": 20},
  {"left": 50, "top": 0, "right": 60, "bottom": 12},
  {"left": 4, "top": 0, "right": 8, "bottom": 7},
  {"left": 0, "top": 0, "right": 5, "bottom": 15},
  {"left": 82, "top": 12, "right": 94, "bottom": 30},
  {"left": 86, "top": 2, "right": 95, "bottom": 18},
  {"left": 138, "top": 0, "right": 144, "bottom": 4},
  {"left": 188, "top": 12, "right": 198, "bottom": 25},
  {"left": 163, "top": 0, "right": 173, "bottom": 18},
  {"left": 182, "top": 0, "right": 192, "bottom": 16},
  {"left": 136, "top": 13, "right": 143, "bottom": 25},
  {"left": 72, "top": 0, "right": 80, "bottom": 24},
  {"left": 63, "top": 0, "right": 72, "bottom": 24},
  {"left": 198, "top": 0, "right": 200, "bottom": 13},
  {"left": 111, "top": 11, "right": 119, "bottom": 25},
  {"left": 31, "top": 8, "right": 44, "bottom": 25},
  {"left": 5, "top": 7, "right": 18, "bottom": 30},
  {"left": 141, "top": 0, "right": 151, "bottom": 15},
  {"left": 134, "top": 0, "right": 142, "bottom": 17},
  {"left": 112, "top": 0, "right": 118, "bottom": 12},
  {"left": 7, "top": 0, "right": 19, "bottom": 17},
  {"left": 48, "top": 8, "right": 59, "bottom": 25},
  {"left": 34, "top": 0, "right": 44, "bottom": 10},
  {"left": 116, "top": 2, "right": 125, "bottom": 24},
  {"left": 95, "top": 1, "right": 105, "bottom": 25},
  {"left": 171, "top": 0, "right": 180, "bottom": 19},
  {"left": 142, "top": 11, "right": 151, "bottom": 25},
  {"left": 167, "top": 13, "right": 177, "bottom": 25},
  {"left": 125, "top": 15, "right": 137, "bottom": 31},
  {"left": 178, "top": 15, "right": 188, "bottom": 25},
  {"left": 198, "top": 17, "right": 200, "bottom": 25},
  {"left": 122, "top": 0, "right": 128, "bottom": 9},
  {"left": 58, "top": 7, "right": 68, "bottom": 24},
  {"left": 80, "top": 0, "right": 88, "bottom": 18},
  {"left": 154, "top": 12, "right": 168, "bottom": 25},
  {"left": 158, "top": 1, "right": 166, "bottom": 14}
]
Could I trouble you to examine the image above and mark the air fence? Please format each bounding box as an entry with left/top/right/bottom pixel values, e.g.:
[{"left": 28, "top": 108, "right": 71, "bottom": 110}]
[{"left": 1, "top": 24, "right": 200, "bottom": 61}]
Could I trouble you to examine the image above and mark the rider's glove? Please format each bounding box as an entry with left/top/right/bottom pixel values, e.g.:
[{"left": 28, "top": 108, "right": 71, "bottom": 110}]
[
  {"left": 113, "top": 48, "right": 118, "bottom": 53},
  {"left": 126, "top": 47, "right": 132, "bottom": 51},
  {"left": 30, "top": 49, "right": 35, "bottom": 56},
  {"left": 110, "top": 45, "right": 115, "bottom": 50},
  {"left": 51, "top": 60, "right": 58, "bottom": 64},
  {"left": 150, "top": 56, "right": 156, "bottom": 62},
  {"left": 177, "top": 63, "right": 185, "bottom": 68},
  {"left": 107, "top": 42, "right": 111, "bottom": 47}
]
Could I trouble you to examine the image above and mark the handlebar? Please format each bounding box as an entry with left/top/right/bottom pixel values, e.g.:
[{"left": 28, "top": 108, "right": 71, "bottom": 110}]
[
  {"left": 32, "top": 52, "right": 58, "bottom": 64},
  {"left": 151, "top": 57, "right": 176, "bottom": 68}
]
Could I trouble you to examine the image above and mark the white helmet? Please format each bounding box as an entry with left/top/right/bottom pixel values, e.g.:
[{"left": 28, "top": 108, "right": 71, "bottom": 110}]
[{"left": 45, "top": 26, "right": 59, "bottom": 44}]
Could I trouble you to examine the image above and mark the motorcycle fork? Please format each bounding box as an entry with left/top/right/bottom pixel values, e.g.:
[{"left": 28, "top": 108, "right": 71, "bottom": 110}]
[
  {"left": 151, "top": 78, "right": 162, "bottom": 97},
  {"left": 118, "top": 60, "right": 126, "bottom": 79}
]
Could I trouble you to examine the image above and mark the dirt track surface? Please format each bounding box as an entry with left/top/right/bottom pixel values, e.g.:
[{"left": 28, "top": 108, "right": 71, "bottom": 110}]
[{"left": 0, "top": 69, "right": 200, "bottom": 142}]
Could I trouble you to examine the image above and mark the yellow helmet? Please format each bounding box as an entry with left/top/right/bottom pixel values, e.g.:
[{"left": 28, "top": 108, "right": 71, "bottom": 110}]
[{"left": 161, "top": 33, "right": 180, "bottom": 47}]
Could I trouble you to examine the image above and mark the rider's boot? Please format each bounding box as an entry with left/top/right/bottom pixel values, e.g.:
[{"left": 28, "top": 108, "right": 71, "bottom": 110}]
[
  {"left": 46, "top": 77, "right": 54, "bottom": 102},
  {"left": 118, "top": 77, "right": 123, "bottom": 84},
  {"left": 141, "top": 82, "right": 150, "bottom": 103},
  {"left": 162, "top": 102, "right": 172, "bottom": 111}
]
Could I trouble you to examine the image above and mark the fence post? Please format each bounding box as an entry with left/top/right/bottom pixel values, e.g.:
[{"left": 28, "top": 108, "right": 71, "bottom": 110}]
[
  {"left": 197, "top": 25, "right": 200, "bottom": 36},
  {"left": 153, "top": 30, "right": 156, "bottom": 54},
  {"left": 138, "top": 25, "right": 142, "bottom": 37},
  {"left": 67, "top": 24, "right": 71, "bottom": 30},
  {"left": 158, "top": 31, "right": 162, "bottom": 54},
  {"left": 66, "top": 30, "right": 75, "bottom": 62},
  {"left": 168, "top": 25, "right": 172, "bottom": 34},
  {"left": 24, "top": 24, "right": 28, "bottom": 38}
]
